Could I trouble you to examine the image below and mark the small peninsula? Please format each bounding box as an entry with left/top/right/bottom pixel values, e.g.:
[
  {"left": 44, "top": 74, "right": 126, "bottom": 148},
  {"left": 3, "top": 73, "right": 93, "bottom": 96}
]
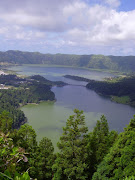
[{"left": 64, "top": 75, "right": 91, "bottom": 82}]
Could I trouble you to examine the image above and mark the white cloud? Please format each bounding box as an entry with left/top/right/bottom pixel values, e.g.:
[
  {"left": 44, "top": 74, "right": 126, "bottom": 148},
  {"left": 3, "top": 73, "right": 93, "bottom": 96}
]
[
  {"left": 104, "top": 0, "right": 121, "bottom": 8},
  {"left": 65, "top": 7, "right": 135, "bottom": 46},
  {"left": 0, "top": 0, "right": 134, "bottom": 55},
  {"left": 0, "top": 23, "right": 46, "bottom": 41},
  {"left": 0, "top": 27, "right": 9, "bottom": 34}
]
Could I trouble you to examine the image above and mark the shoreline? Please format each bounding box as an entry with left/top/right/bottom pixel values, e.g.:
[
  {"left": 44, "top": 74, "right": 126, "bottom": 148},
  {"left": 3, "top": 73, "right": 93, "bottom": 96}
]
[{"left": 6, "top": 63, "right": 125, "bottom": 76}]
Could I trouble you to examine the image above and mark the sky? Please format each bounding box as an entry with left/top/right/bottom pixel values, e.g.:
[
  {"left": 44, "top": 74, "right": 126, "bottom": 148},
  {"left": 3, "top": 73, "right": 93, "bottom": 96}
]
[{"left": 0, "top": 0, "right": 135, "bottom": 55}]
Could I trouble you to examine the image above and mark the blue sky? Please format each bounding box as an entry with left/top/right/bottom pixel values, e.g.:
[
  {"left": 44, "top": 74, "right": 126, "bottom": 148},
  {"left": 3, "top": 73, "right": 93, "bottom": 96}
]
[
  {"left": 119, "top": 0, "right": 135, "bottom": 11},
  {"left": 0, "top": 0, "right": 135, "bottom": 55}
]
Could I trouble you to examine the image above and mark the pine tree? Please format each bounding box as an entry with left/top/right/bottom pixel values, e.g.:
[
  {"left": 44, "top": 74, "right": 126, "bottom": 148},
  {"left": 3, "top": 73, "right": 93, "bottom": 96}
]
[
  {"left": 86, "top": 115, "right": 118, "bottom": 178},
  {"left": 34, "top": 137, "right": 55, "bottom": 180},
  {"left": 53, "top": 109, "right": 88, "bottom": 180},
  {"left": 17, "top": 124, "right": 37, "bottom": 152},
  {"left": 92, "top": 115, "right": 135, "bottom": 180},
  {"left": 0, "top": 111, "right": 13, "bottom": 134}
]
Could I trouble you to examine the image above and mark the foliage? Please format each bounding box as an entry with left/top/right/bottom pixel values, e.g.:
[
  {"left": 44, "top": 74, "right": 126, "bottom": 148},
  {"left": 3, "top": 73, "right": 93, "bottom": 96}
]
[
  {"left": 111, "top": 96, "right": 130, "bottom": 104},
  {"left": 0, "top": 111, "right": 13, "bottom": 133},
  {"left": 12, "top": 124, "right": 55, "bottom": 180},
  {"left": 86, "top": 115, "right": 118, "bottom": 179},
  {"left": 38, "top": 137, "right": 55, "bottom": 179},
  {"left": 53, "top": 109, "right": 88, "bottom": 180},
  {"left": 0, "top": 171, "right": 31, "bottom": 180},
  {"left": 29, "top": 137, "right": 55, "bottom": 180},
  {"left": 92, "top": 115, "right": 135, "bottom": 179},
  {"left": 16, "top": 124, "right": 37, "bottom": 152},
  {"left": 124, "top": 176, "right": 135, "bottom": 180},
  {"left": 0, "top": 132, "right": 28, "bottom": 177},
  {"left": 1, "top": 108, "right": 135, "bottom": 180},
  {"left": 30, "top": 75, "right": 67, "bottom": 87},
  {"left": 0, "top": 74, "right": 25, "bottom": 86}
]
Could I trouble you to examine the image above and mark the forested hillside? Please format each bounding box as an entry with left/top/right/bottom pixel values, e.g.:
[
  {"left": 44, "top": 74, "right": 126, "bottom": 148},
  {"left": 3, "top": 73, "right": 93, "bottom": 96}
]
[
  {"left": 1, "top": 50, "right": 135, "bottom": 72},
  {"left": 0, "top": 74, "right": 66, "bottom": 129},
  {"left": 86, "top": 75, "right": 135, "bottom": 106}
]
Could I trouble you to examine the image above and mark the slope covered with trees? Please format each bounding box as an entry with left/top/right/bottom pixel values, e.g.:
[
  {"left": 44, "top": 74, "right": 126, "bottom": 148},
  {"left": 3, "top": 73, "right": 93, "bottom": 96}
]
[
  {"left": 1, "top": 50, "right": 135, "bottom": 72},
  {"left": 1, "top": 109, "right": 135, "bottom": 179},
  {"left": 0, "top": 74, "right": 67, "bottom": 129},
  {"left": 86, "top": 75, "right": 135, "bottom": 106}
]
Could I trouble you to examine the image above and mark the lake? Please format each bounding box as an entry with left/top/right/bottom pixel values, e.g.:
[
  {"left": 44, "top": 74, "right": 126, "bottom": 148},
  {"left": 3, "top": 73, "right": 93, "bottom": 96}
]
[{"left": 8, "top": 65, "right": 135, "bottom": 150}]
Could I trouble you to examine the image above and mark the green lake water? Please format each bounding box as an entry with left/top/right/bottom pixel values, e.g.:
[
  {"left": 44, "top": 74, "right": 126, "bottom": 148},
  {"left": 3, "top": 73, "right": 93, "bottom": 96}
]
[{"left": 21, "top": 102, "right": 100, "bottom": 151}]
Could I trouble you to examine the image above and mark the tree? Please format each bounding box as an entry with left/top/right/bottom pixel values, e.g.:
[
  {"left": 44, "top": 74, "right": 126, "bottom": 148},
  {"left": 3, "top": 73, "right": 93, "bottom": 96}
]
[
  {"left": 30, "top": 137, "right": 55, "bottom": 180},
  {"left": 92, "top": 115, "right": 135, "bottom": 180},
  {"left": 0, "top": 111, "right": 13, "bottom": 133},
  {"left": 38, "top": 137, "right": 55, "bottom": 179},
  {"left": 86, "top": 115, "right": 118, "bottom": 178},
  {"left": 53, "top": 109, "right": 88, "bottom": 180},
  {"left": 17, "top": 124, "right": 37, "bottom": 152}
]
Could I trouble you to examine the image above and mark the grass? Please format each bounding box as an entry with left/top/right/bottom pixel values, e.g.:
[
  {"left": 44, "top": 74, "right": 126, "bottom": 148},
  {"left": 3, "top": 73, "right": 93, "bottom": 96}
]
[{"left": 111, "top": 96, "right": 131, "bottom": 104}]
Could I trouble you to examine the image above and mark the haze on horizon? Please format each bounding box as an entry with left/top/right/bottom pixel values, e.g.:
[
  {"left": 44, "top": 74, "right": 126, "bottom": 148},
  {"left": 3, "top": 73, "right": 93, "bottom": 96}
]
[{"left": 0, "top": 0, "right": 135, "bottom": 56}]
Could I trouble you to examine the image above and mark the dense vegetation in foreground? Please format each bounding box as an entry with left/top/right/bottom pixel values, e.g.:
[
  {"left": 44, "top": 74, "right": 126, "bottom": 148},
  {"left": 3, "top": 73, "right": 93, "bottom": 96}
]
[
  {"left": 1, "top": 50, "right": 135, "bottom": 72},
  {"left": 1, "top": 109, "right": 135, "bottom": 180},
  {"left": 0, "top": 74, "right": 66, "bottom": 128}
]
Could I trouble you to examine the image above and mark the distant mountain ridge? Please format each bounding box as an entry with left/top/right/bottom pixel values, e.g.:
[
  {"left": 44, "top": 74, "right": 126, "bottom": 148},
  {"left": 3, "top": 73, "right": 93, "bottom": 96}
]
[{"left": 0, "top": 50, "right": 135, "bottom": 72}]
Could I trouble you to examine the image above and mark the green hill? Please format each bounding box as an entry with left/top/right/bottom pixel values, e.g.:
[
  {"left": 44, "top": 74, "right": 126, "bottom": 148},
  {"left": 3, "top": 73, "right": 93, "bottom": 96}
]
[{"left": 1, "top": 50, "right": 135, "bottom": 72}]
